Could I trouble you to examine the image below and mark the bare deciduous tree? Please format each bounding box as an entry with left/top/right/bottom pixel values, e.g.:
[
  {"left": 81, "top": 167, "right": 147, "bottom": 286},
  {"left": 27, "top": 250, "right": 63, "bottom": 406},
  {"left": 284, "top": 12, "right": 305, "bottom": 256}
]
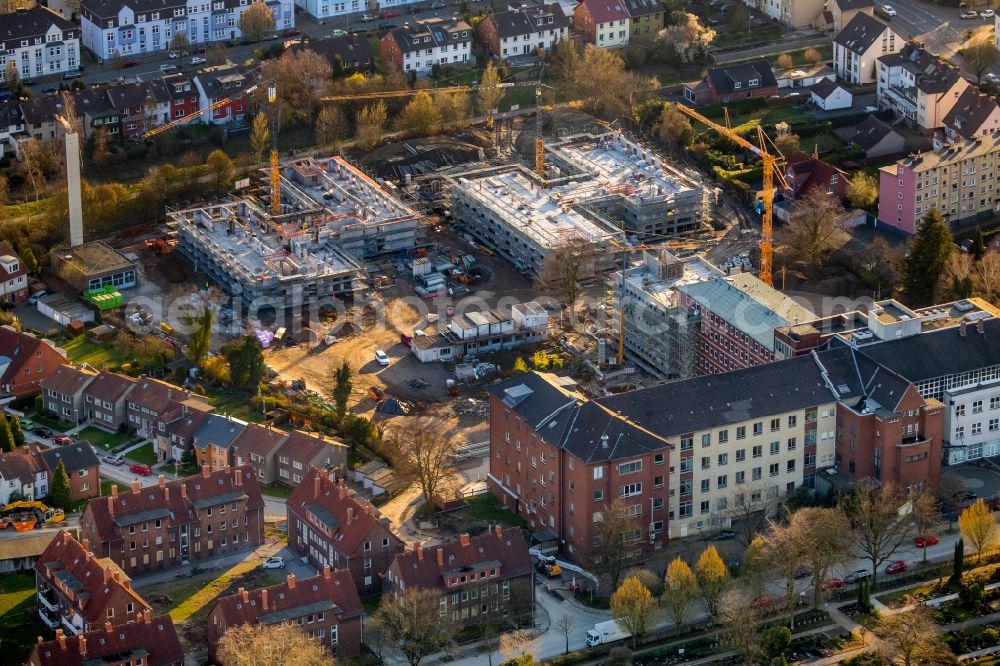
[
  {"left": 374, "top": 587, "right": 456, "bottom": 666},
  {"left": 536, "top": 236, "right": 594, "bottom": 317},
  {"left": 963, "top": 39, "right": 1000, "bottom": 84},
  {"left": 791, "top": 507, "right": 854, "bottom": 607},
  {"left": 728, "top": 481, "right": 782, "bottom": 548},
  {"left": 779, "top": 189, "right": 849, "bottom": 279},
  {"left": 386, "top": 412, "right": 456, "bottom": 515},
  {"left": 555, "top": 614, "right": 575, "bottom": 655},
  {"left": 974, "top": 251, "right": 1000, "bottom": 304},
  {"left": 597, "top": 499, "right": 642, "bottom": 590},
  {"left": 875, "top": 605, "right": 952, "bottom": 666},
  {"left": 217, "top": 622, "right": 327, "bottom": 666},
  {"left": 843, "top": 480, "right": 922, "bottom": 590},
  {"left": 718, "top": 591, "right": 765, "bottom": 665}
]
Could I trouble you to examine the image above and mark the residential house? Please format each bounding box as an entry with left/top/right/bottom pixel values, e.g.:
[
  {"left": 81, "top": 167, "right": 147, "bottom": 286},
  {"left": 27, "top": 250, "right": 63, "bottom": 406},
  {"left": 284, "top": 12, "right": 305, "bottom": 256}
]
[
  {"left": 287, "top": 468, "right": 404, "bottom": 595},
  {"left": 0, "top": 328, "right": 68, "bottom": 399},
  {"left": 191, "top": 412, "right": 248, "bottom": 471},
  {"left": 41, "top": 365, "right": 98, "bottom": 425},
  {"left": 941, "top": 374, "right": 1000, "bottom": 465},
  {"left": 206, "top": 567, "right": 363, "bottom": 662},
  {"left": 192, "top": 64, "right": 256, "bottom": 125},
  {"left": 272, "top": 430, "right": 348, "bottom": 487},
  {"left": 151, "top": 404, "right": 211, "bottom": 463},
  {"left": 683, "top": 60, "right": 779, "bottom": 105},
  {"left": 0, "top": 7, "right": 80, "bottom": 83},
  {"left": 573, "top": 0, "right": 631, "bottom": 48},
  {"left": 80, "top": 465, "right": 265, "bottom": 577},
  {"left": 782, "top": 151, "right": 852, "bottom": 199},
  {"left": 0, "top": 100, "right": 26, "bottom": 158},
  {"left": 74, "top": 87, "right": 120, "bottom": 139},
  {"left": 0, "top": 446, "right": 48, "bottom": 505},
  {"left": 477, "top": 4, "right": 570, "bottom": 61},
  {"left": 18, "top": 94, "right": 70, "bottom": 141},
  {"left": 877, "top": 42, "right": 971, "bottom": 134},
  {"left": 126, "top": 376, "right": 209, "bottom": 437},
  {"left": 161, "top": 73, "right": 200, "bottom": 123},
  {"left": 623, "top": 0, "right": 663, "bottom": 42},
  {"left": 290, "top": 35, "right": 376, "bottom": 75},
  {"left": 381, "top": 528, "right": 534, "bottom": 626},
  {"left": 773, "top": 62, "right": 836, "bottom": 88},
  {"left": 82, "top": 371, "right": 136, "bottom": 431},
  {"left": 0, "top": 242, "right": 28, "bottom": 305},
  {"left": 810, "top": 78, "right": 853, "bottom": 110},
  {"left": 832, "top": 13, "right": 901, "bottom": 84},
  {"left": 230, "top": 422, "right": 287, "bottom": 485},
  {"left": 939, "top": 87, "right": 1000, "bottom": 144},
  {"left": 829, "top": 0, "right": 874, "bottom": 31},
  {"left": 380, "top": 18, "right": 472, "bottom": 77},
  {"left": 877, "top": 132, "right": 1000, "bottom": 234},
  {"left": 105, "top": 82, "right": 158, "bottom": 139},
  {"left": 835, "top": 114, "right": 907, "bottom": 158},
  {"left": 34, "top": 530, "right": 152, "bottom": 636},
  {"left": 748, "top": 0, "right": 825, "bottom": 28},
  {"left": 40, "top": 443, "right": 101, "bottom": 502},
  {"left": 26, "top": 614, "right": 184, "bottom": 666}
]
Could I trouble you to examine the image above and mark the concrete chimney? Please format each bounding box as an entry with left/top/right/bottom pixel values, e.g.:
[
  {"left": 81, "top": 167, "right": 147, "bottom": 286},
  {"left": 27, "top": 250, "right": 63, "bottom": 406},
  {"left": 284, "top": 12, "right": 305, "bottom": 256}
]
[
  {"left": 164, "top": 486, "right": 169, "bottom": 501},
  {"left": 239, "top": 587, "right": 248, "bottom": 603},
  {"left": 235, "top": 468, "right": 242, "bottom": 486},
  {"left": 436, "top": 548, "right": 444, "bottom": 566},
  {"left": 961, "top": 320, "right": 968, "bottom": 336},
  {"left": 65, "top": 130, "right": 84, "bottom": 248},
  {"left": 158, "top": 475, "right": 165, "bottom": 488},
  {"left": 337, "top": 477, "right": 345, "bottom": 499},
  {"left": 287, "top": 573, "right": 296, "bottom": 589},
  {"left": 416, "top": 542, "right": 424, "bottom": 560},
  {"left": 107, "top": 496, "right": 114, "bottom": 516},
  {"left": 494, "top": 525, "right": 503, "bottom": 539},
  {"left": 104, "top": 622, "right": 113, "bottom": 635},
  {"left": 347, "top": 507, "right": 353, "bottom": 525},
  {"left": 323, "top": 564, "right": 331, "bottom": 579},
  {"left": 459, "top": 534, "right": 471, "bottom": 547},
  {"left": 262, "top": 588, "right": 268, "bottom": 609},
  {"left": 110, "top": 484, "right": 118, "bottom": 498},
  {"left": 314, "top": 473, "right": 321, "bottom": 499},
  {"left": 131, "top": 479, "right": 141, "bottom": 495},
  {"left": 181, "top": 483, "right": 187, "bottom": 499},
  {"left": 202, "top": 464, "right": 210, "bottom": 478}
]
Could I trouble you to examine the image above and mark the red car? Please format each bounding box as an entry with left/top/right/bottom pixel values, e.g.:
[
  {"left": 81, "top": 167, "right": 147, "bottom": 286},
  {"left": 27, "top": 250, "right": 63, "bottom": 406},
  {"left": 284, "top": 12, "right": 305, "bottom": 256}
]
[
  {"left": 379, "top": 9, "right": 398, "bottom": 18},
  {"left": 129, "top": 463, "right": 152, "bottom": 476},
  {"left": 885, "top": 560, "right": 907, "bottom": 575},
  {"left": 915, "top": 534, "right": 940, "bottom": 548},
  {"left": 121, "top": 59, "right": 139, "bottom": 68},
  {"left": 821, "top": 578, "right": 844, "bottom": 590},
  {"left": 750, "top": 594, "right": 776, "bottom": 609},
  {"left": 52, "top": 435, "right": 74, "bottom": 446},
  {"left": 283, "top": 28, "right": 301, "bottom": 36}
]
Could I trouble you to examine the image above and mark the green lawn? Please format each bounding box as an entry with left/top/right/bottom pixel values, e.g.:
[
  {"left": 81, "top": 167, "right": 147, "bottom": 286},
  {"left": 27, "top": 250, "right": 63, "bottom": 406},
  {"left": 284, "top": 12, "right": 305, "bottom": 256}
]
[
  {"left": 125, "top": 442, "right": 157, "bottom": 466},
  {"left": 260, "top": 483, "right": 294, "bottom": 499},
  {"left": 0, "top": 573, "right": 45, "bottom": 665},
  {"left": 207, "top": 390, "right": 264, "bottom": 423},
  {"left": 76, "top": 426, "right": 134, "bottom": 453},
  {"left": 100, "top": 477, "right": 119, "bottom": 497},
  {"left": 26, "top": 413, "right": 70, "bottom": 433},
  {"left": 458, "top": 493, "right": 528, "bottom": 528},
  {"left": 61, "top": 336, "right": 132, "bottom": 369}
]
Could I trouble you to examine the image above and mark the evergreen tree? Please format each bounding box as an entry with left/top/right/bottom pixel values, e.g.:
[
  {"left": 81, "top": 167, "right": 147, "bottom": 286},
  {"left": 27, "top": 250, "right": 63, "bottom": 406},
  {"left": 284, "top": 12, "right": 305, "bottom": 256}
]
[
  {"left": 225, "top": 335, "right": 265, "bottom": 392},
  {"left": 186, "top": 307, "right": 213, "bottom": 366},
  {"left": 332, "top": 360, "right": 353, "bottom": 419},
  {"left": 9, "top": 416, "right": 24, "bottom": 446},
  {"left": 953, "top": 539, "right": 965, "bottom": 582},
  {"left": 971, "top": 226, "right": 987, "bottom": 262},
  {"left": 0, "top": 412, "right": 15, "bottom": 452},
  {"left": 903, "top": 208, "right": 954, "bottom": 307},
  {"left": 49, "top": 460, "right": 72, "bottom": 511}
]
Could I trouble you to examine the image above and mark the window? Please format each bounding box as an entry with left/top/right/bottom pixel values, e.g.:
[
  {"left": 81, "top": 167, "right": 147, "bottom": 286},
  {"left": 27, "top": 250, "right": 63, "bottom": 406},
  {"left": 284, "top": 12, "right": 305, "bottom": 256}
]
[
  {"left": 654, "top": 453, "right": 664, "bottom": 465},
  {"left": 679, "top": 501, "right": 692, "bottom": 517},
  {"left": 753, "top": 445, "right": 763, "bottom": 458},
  {"left": 956, "top": 425, "right": 965, "bottom": 438},
  {"left": 717, "top": 474, "right": 728, "bottom": 489},
  {"left": 620, "top": 483, "right": 642, "bottom": 498},
  {"left": 680, "top": 436, "right": 693, "bottom": 450},
  {"left": 770, "top": 441, "right": 780, "bottom": 455},
  {"left": 701, "top": 433, "right": 711, "bottom": 447},
  {"left": 990, "top": 418, "right": 998, "bottom": 432},
  {"left": 973, "top": 400, "right": 983, "bottom": 414},
  {"left": 991, "top": 396, "right": 1000, "bottom": 410},
  {"left": 787, "top": 460, "right": 796, "bottom": 472},
  {"left": 717, "top": 453, "right": 728, "bottom": 466},
  {"left": 770, "top": 418, "right": 780, "bottom": 432},
  {"left": 702, "top": 456, "right": 711, "bottom": 470},
  {"left": 701, "top": 479, "right": 710, "bottom": 492},
  {"left": 718, "top": 429, "right": 729, "bottom": 443},
  {"left": 736, "top": 449, "right": 746, "bottom": 462},
  {"left": 788, "top": 415, "right": 797, "bottom": 428},
  {"left": 680, "top": 479, "right": 692, "bottom": 494},
  {"left": 787, "top": 437, "right": 797, "bottom": 451},
  {"left": 736, "top": 470, "right": 745, "bottom": 484},
  {"left": 769, "top": 463, "right": 780, "bottom": 477},
  {"left": 972, "top": 422, "right": 982, "bottom": 436},
  {"left": 593, "top": 489, "right": 603, "bottom": 502},
  {"left": 736, "top": 426, "right": 746, "bottom": 440},
  {"left": 654, "top": 475, "right": 663, "bottom": 488},
  {"left": 618, "top": 460, "right": 642, "bottom": 475},
  {"left": 752, "top": 467, "right": 762, "bottom": 481},
  {"left": 753, "top": 422, "right": 763, "bottom": 436},
  {"left": 593, "top": 466, "right": 604, "bottom": 480}
]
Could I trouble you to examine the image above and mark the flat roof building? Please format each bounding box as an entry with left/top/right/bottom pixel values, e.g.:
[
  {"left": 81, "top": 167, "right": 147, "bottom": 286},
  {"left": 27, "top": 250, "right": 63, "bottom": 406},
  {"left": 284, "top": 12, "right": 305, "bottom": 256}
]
[{"left": 49, "top": 241, "right": 137, "bottom": 294}]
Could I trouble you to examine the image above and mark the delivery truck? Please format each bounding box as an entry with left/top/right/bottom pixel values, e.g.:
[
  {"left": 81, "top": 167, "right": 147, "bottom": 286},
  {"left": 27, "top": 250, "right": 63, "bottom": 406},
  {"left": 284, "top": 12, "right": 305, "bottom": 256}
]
[{"left": 585, "top": 620, "right": 631, "bottom": 647}]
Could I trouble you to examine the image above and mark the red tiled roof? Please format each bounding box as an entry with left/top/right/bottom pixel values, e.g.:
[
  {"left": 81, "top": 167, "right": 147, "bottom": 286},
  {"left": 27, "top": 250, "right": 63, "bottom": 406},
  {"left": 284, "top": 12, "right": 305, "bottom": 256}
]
[
  {"left": 40, "top": 365, "right": 97, "bottom": 397},
  {"left": 0, "top": 327, "right": 58, "bottom": 385},
  {"left": 82, "top": 371, "right": 136, "bottom": 404},
  {"left": 273, "top": 430, "right": 347, "bottom": 467},
  {"left": 388, "top": 527, "right": 533, "bottom": 592},
  {"left": 25, "top": 614, "right": 183, "bottom": 666},
  {"left": 155, "top": 405, "right": 212, "bottom": 441},
  {"left": 210, "top": 567, "right": 362, "bottom": 631},
  {"left": 0, "top": 445, "right": 47, "bottom": 485},
  {"left": 783, "top": 151, "right": 851, "bottom": 198},
  {"left": 231, "top": 422, "right": 288, "bottom": 460},
  {"left": 579, "top": 0, "right": 630, "bottom": 23},
  {"left": 287, "top": 468, "right": 401, "bottom": 556},
  {"left": 34, "top": 530, "right": 151, "bottom": 624},
  {"left": 126, "top": 377, "right": 206, "bottom": 415},
  {"left": 84, "top": 466, "right": 264, "bottom": 543}
]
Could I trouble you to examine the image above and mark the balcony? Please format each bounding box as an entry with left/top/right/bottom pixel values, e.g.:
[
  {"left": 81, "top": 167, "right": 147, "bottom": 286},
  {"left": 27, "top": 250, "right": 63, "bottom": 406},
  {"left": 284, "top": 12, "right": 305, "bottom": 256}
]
[
  {"left": 881, "top": 85, "right": 917, "bottom": 118},
  {"left": 37, "top": 606, "right": 60, "bottom": 630},
  {"left": 37, "top": 587, "right": 59, "bottom": 613},
  {"left": 896, "top": 435, "right": 931, "bottom": 448},
  {"left": 60, "top": 613, "right": 84, "bottom": 635}
]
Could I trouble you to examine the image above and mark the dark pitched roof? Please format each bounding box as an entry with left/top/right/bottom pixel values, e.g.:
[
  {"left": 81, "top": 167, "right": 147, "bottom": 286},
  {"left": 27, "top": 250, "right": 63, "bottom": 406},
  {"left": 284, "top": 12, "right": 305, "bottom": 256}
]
[
  {"left": 388, "top": 528, "right": 533, "bottom": 591},
  {"left": 287, "top": 468, "right": 401, "bottom": 555},
  {"left": 597, "top": 355, "right": 836, "bottom": 439},
  {"left": 0, "top": 445, "right": 46, "bottom": 485},
  {"left": 705, "top": 60, "right": 777, "bottom": 95},
  {"left": 836, "top": 114, "right": 900, "bottom": 150},
  {"left": 231, "top": 423, "right": 288, "bottom": 460},
  {"left": 40, "top": 365, "right": 97, "bottom": 396},
  {"left": 488, "top": 372, "right": 579, "bottom": 444},
  {"left": 850, "top": 317, "right": 1000, "bottom": 383},
  {"left": 834, "top": 12, "right": 894, "bottom": 53},
  {"left": 160, "top": 73, "right": 198, "bottom": 101},
  {"left": 878, "top": 42, "right": 965, "bottom": 95},
  {"left": 191, "top": 413, "right": 247, "bottom": 451},
  {"left": 783, "top": 152, "right": 851, "bottom": 197},
  {"left": 106, "top": 82, "right": 154, "bottom": 112},
  {"left": 0, "top": 7, "right": 76, "bottom": 47},
  {"left": 34, "top": 530, "right": 151, "bottom": 624},
  {"left": 273, "top": 430, "right": 347, "bottom": 467},
  {"left": 487, "top": 4, "right": 569, "bottom": 39},
  {"left": 943, "top": 87, "right": 999, "bottom": 139},
  {"left": 127, "top": 377, "right": 204, "bottom": 415},
  {"left": 835, "top": 0, "right": 874, "bottom": 10},
  {"left": 210, "top": 568, "right": 362, "bottom": 632},
  {"left": 813, "top": 346, "right": 914, "bottom": 413},
  {"left": 290, "top": 35, "right": 375, "bottom": 67},
  {"left": 18, "top": 94, "right": 68, "bottom": 125},
  {"left": 578, "top": 0, "right": 631, "bottom": 23},
  {"left": 622, "top": 0, "right": 662, "bottom": 18},
  {"left": 387, "top": 17, "right": 471, "bottom": 54},
  {"left": 559, "top": 400, "right": 668, "bottom": 464},
  {"left": 27, "top": 613, "right": 183, "bottom": 666},
  {"left": 72, "top": 88, "right": 116, "bottom": 118},
  {"left": 83, "top": 371, "right": 136, "bottom": 404},
  {"left": 811, "top": 77, "right": 842, "bottom": 99},
  {"left": 41, "top": 442, "right": 100, "bottom": 474}
]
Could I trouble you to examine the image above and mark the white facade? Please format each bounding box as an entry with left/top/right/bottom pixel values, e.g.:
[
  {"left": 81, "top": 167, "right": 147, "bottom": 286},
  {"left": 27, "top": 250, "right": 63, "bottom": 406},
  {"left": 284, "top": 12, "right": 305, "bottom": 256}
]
[
  {"left": 400, "top": 37, "right": 471, "bottom": 75},
  {"left": 293, "top": 0, "right": 372, "bottom": 20},
  {"left": 596, "top": 18, "right": 628, "bottom": 47},
  {"left": 0, "top": 14, "right": 80, "bottom": 82},
  {"left": 812, "top": 84, "right": 853, "bottom": 110},
  {"left": 942, "top": 380, "right": 1000, "bottom": 465},
  {"left": 498, "top": 25, "right": 568, "bottom": 58},
  {"left": 0, "top": 465, "right": 47, "bottom": 505},
  {"left": 833, "top": 22, "right": 898, "bottom": 85},
  {"left": 877, "top": 51, "right": 971, "bottom": 131},
  {"left": 0, "top": 255, "right": 26, "bottom": 303}
]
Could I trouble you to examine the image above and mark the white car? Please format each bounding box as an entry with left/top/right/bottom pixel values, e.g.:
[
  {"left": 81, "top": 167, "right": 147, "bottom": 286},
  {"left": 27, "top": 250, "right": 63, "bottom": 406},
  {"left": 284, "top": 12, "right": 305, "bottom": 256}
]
[
  {"left": 103, "top": 454, "right": 125, "bottom": 466},
  {"left": 168, "top": 50, "right": 180, "bottom": 58},
  {"left": 159, "top": 64, "right": 177, "bottom": 73},
  {"left": 189, "top": 56, "right": 206, "bottom": 65},
  {"left": 844, "top": 569, "right": 871, "bottom": 584},
  {"left": 331, "top": 28, "right": 346, "bottom": 36},
  {"left": 880, "top": 4, "right": 896, "bottom": 15},
  {"left": 374, "top": 350, "right": 390, "bottom": 366},
  {"left": 362, "top": 13, "right": 374, "bottom": 20},
  {"left": 986, "top": 73, "right": 1000, "bottom": 85},
  {"left": 262, "top": 556, "right": 285, "bottom": 569},
  {"left": 981, "top": 9, "right": 995, "bottom": 18},
  {"left": 27, "top": 290, "right": 46, "bottom": 305}
]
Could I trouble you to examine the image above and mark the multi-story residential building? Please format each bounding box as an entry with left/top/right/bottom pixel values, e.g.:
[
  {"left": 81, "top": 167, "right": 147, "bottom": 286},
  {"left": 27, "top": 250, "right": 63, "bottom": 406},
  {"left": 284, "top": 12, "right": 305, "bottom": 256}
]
[
  {"left": 272, "top": 430, "right": 348, "bottom": 486},
  {"left": 40, "top": 443, "right": 101, "bottom": 502},
  {"left": 782, "top": 151, "right": 852, "bottom": 200},
  {"left": 829, "top": 0, "right": 874, "bottom": 31},
  {"left": 73, "top": 87, "right": 120, "bottom": 139},
  {"left": 832, "top": 12, "right": 900, "bottom": 84},
  {"left": 939, "top": 88, "right": 1000, "bottom": 145},
  {"left": 41, "top": 365, "right": 98, "bottom": 425},
  {"left": 207, "top": 567, "right": 363, "bottom": 662},
  {"left": 941, "top": 376, "right": 1000, "bottom": 465},
  {"left": 623, "top": 0, "right": 664, "bottom": 41},
  {"left": 683, "top": 60, "right": 780, "bottom": 105},
  {"left": 106, "top": 81, "right": 160, "bottom": 139},
  {"left": 34, "top": 531, "right": 152, "bottom": 636},
  {"left": 0, "top": 327, "right": 69, "bottom": 399},
  {"left": 287, "top": 468, "right": 404, "bottom": 594},
  {"left": 191, "top": 412, "right": 248, "bottom": 470},
  {"left": 612, "top": 249, "right": 724, "bottom": 380},
  {"left": 80, "top": 466, "right": 265, "bottom": 577},
  {"left": 82, "top": 371, "right": 136, "bottom": 430},
  {"left": 477, "top": 4, "right": 570, "bottom": 61},
  {"left": 126, "top": 376, "right": 209, "bottom": 436},
  {"left": 151, "top": 403, "right": 211, "bottom": 463},
  {"left": 290, "top": 35, "right": 376, "bottom": 75},
  {"left": 380, "top": 18, "right": 472, "bottom": 76},
  {"left": 161, "top": 73, "right": 201, "bottom": 123},
  {"left": 0, "top": 446, "right": 48, "bottom": 505},
  {"left": 0, "top": 7, "right": 80, "bottom": 83},
  {"left": 677, "top": 273, "right": 815, "bottom": 375},
  {"left": 80, "top": 0, "right": 294, "bottom": 62},
  {"left": 747, "top": 0, "right": 824, "bottom": 28},
  {"left": 0, "top": 242, "right": 28, "bottom": 305},
  {"left": 877, "top": 132, "right": 1000, "bottom": 234},
  {"left": 193, "top": 63, "right": 259, "bottom": 125},
  {"left": 231, "top": 422, "right": 288, "bottom": 484},
  {"left": 381, "top": 528, "right": 534, "bottom": 626},
  {"left": 26, "top": 614, "right": 184, "bottom": 666},
  {"left": 573, "top": 0, "right": 630, "bottom": 47},
  {"left": 877, "top": 42, "right": 971, "bottom": 134}
]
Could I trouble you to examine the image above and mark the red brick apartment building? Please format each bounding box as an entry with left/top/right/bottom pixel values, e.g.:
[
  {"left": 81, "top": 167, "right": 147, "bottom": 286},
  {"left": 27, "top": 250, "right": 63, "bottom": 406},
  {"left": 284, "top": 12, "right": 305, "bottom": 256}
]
[
  {"left": 34, "top": 531, "right": 152, "bottom": 636},
  {"left": 381, "top": 527, "right": 534, "bottom": 627},
  {"left": 0, "top": 327, "right": 68, "bottom": 399},
  {"left": 287, "top": 468, "right": 404, "bottom": 595},
  {"left": 39, "top": 443, "right": 101, "bottom": 502},
  {"left": 25, "top": 614, "right": 184, "bottom": 666},
  {"left": 80, "top": 465, "right": 264, "bottom": 577},
  {"left": 207, "top": 567, "right": 363, "bottom": 663}
]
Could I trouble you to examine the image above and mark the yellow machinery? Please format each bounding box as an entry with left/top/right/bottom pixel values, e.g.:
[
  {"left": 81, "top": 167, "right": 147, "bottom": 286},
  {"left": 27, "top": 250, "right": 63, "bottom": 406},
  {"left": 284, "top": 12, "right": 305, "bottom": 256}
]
[
  {"left": 536, "top": 556, "right": 562, "bottom": 577},
  {"left": 1, "top": 501, "right": 65, "bottom": 531}
]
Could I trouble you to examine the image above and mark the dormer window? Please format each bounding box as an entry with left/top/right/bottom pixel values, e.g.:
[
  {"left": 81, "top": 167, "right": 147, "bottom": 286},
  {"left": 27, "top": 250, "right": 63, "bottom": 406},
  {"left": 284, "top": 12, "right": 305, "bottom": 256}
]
[
  {"left": 734, "top": 82, "right": 742, "bottom": 89},
  {"left": 537, "top": 18, "right": 543, "bottom": 25},
  {"left": 748, "top": 78, "right": 759, "bottom": 86}
]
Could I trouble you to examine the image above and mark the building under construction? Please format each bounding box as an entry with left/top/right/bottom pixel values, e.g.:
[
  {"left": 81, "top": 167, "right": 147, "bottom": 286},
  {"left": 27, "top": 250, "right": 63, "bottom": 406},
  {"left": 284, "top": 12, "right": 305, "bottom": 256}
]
[{"left": 448, "top": 132, "right": 707, "bottom": 277}]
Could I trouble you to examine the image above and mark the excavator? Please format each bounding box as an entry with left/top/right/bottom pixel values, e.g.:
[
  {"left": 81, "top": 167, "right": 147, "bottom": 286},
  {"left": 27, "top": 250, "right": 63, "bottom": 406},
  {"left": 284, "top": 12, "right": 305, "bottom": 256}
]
[{"left": 0, "top": 501, "right": 66, "bottom": 531}]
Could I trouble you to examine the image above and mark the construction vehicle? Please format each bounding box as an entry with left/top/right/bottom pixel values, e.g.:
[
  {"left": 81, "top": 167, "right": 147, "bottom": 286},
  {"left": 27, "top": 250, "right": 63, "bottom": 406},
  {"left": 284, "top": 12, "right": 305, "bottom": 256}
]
[
  {"left": 1, "top": 501, "right": 65, "bottom": 530},
  {"left": 535, "top": 556, "right": 562, "bottom": 578},
  {"left": 367, "top": 386, "right": 386, "bottom": 402},
  {"left": 144, "top": 237, "right": 177, "bottom": 255}
]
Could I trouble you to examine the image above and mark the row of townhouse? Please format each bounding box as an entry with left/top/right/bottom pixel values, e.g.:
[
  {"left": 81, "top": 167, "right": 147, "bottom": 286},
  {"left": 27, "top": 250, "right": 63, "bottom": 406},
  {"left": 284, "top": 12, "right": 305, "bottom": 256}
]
[
  {"left": 39, "top": 366, "right": 350, "bottom": 485},
  {"left": 0, "top": 7, "right": 80, "bottom": 83},
  {"left": 0, "top": 327, "right": 69, "bottom": 400},
  {"left": 572, "top": 0, "right": 664, "bottom": 49},
  {"left": 79, "top": 0, "right": 294, "bottom": 62},
  {"left": 380, "top": 18, "right": 472, "bottom": 76},
  {"left": 745, "top": 0, "right": 874, "bottom": 29},
  {"left": 0, "top": 442, "right": 101, "bottom": 505},
  {"left": 477, "top": 3, "right": 570, "bottom": 63},
  {"left": 26, "top": 614, "right": 184, "bottom": 666}
]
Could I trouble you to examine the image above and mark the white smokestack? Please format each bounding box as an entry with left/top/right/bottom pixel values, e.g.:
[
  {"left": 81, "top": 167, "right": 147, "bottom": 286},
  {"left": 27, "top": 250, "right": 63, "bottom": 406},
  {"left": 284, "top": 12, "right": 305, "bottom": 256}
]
[{"left": 64, "top": 129, "right": 83, "bottom": 247}]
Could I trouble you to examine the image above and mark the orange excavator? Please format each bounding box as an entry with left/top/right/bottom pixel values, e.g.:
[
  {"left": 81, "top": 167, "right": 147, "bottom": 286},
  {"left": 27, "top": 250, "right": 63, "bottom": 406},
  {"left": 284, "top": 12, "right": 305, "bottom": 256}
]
[{"left": 1, "top": 501, "right": 65, "bottom": 531}]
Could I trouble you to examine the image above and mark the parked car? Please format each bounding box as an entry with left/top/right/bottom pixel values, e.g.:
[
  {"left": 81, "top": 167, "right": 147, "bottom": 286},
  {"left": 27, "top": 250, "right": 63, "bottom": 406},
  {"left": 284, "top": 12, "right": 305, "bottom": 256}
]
[
  {"left": 62, "top": 71, "right": 82, "bottom": 80},
  {"left": 915, "top": 534, "right": 940, "bottom": 548},
  {"left": 129, "top": 463, "right": 152, "bottom": 476},
  {"left": 19, "top": 419, "right": 34, "bottom": 431},
  {"left": 377, "top": 21, "right": 394, "bottom": 31},
  {"left": 28, "top": 290, "right": 47, "bottom": 305},
  {"left": 283, "top": 28, "right": 301, "bottom": 36},
  {"left": 821, "top": 578, "right": 844, "bottom": 590},
  {"left": 122, "top": 59, "right": 140, "bottom": 68},
  {"left": 713, "top": 529, "right": 737, "bottom": 541},
  {"left": 980, "top": 9, "right": 994, "bottom": 17},
  {"left": 794, "top": 565, "right": 811, "bottom": 579},
  {"left": 331, "top": 28, "right": 346, "bottom": 36},
  {"left": 189, "top": 56, "right": 206, "bottom": 65},
  {"left": 41, "top": 86, "right": 57, "bottom": 94},
  {"left": 52, "top": 435, "right": 74, "bottom": 446},
  {"left": 375, "top": 350, "right": 390, "bottom": 366},
  {"left": 361, "top": 13, "right": 374, "bottom": 20},
  {"left": 379, "top": 9, "right": 398, "bottom": 17},
  {"left": 750, "top": 594, "right": 776, "bottom": 609},
  {"left": 880, "top": 4, "right": 896, "bottom": 16},
  {"left": 262, "top": 556, "right": 285, "bottom": 569},
  {"left": 32, "top": 426, "right": 53, "bottom": 438},
  {"left": 104, "top": 454, "right": 125, "bottom": 466},
  {"left": 961, "top": 9, "right": 979, "bottom": 17},
  {"left": 885, "top": 560, "right": 907, "bottom": 575},
  {"left": 985, "top": 73, "right": 1000, "bottom": 85},
  {"left": 844, "top": 569, "right": 871, "bottom": 584},
  {"left": 430, "top": 0, "right": 445, "bottom": 7},
  {"left": 168, "top": 50, "right": 181, "bottom": 58},
  {"left": 159, "top": 64, "right": 178, "bottom": 73}
]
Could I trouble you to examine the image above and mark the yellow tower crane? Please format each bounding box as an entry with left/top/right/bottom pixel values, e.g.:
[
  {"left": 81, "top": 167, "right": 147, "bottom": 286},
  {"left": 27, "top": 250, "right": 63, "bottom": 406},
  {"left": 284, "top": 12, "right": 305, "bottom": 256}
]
[
  {"left": 266, "top": 83, "right": 280, "bottom": 216},
  {"left": 673, "top": 103, "right": 787, "bottom": 287}
]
